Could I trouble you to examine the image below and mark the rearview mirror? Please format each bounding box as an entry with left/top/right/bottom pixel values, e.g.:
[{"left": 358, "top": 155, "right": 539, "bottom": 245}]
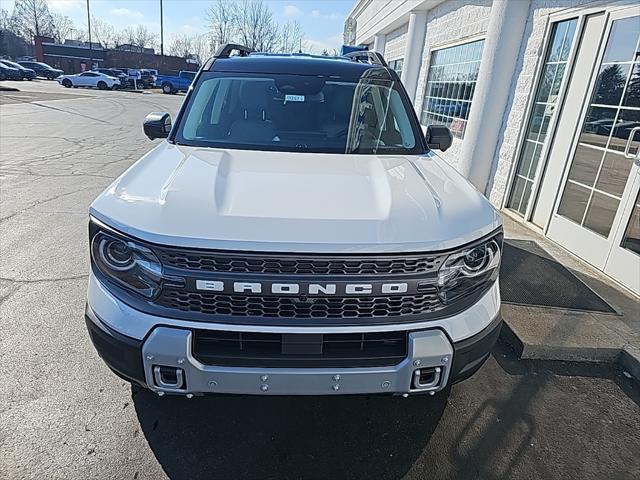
[
  {"left": 426, "top": 125, "right": 453, "bottom": 152},
  {"left": 143, "top": 112, "right": 171, "bottom": 140}
]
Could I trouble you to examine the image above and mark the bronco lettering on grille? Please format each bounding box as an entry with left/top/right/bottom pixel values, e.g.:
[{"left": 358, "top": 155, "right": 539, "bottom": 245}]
[{"left": 195, "top": 280, "right": 409, "bottom": 296}]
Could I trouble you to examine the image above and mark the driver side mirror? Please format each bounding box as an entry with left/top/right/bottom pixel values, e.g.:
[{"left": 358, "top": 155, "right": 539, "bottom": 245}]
[
  {"left": 143, "top": 112, "right": 171, "bottom": 140},
  {"left": 425, "top": 125, "right": 453, "bottom": 152}
]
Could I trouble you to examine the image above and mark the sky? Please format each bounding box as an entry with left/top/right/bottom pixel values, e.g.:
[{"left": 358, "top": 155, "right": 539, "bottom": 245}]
[{"left": 3, "top": 0, "right": 353, "bottom": 53}]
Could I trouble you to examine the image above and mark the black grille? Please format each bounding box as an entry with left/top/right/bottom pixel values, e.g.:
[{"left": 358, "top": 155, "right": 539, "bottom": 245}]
[
  {"left": 192, "top": 329, "right": 408, "bottom": 367},
  {"left": 157, "top": 290, "right": 442, "bottom": 319},
  {"left": 157, "top": 249, "right": 445, "bottom": 275}
]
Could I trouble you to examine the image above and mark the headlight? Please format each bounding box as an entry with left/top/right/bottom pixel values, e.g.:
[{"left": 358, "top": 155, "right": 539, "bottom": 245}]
[
  {"left": 91, "top": 230, "right": 162, "bottom": 298},
  {"left": 437, "top": 233, "right": 502, "bottom": 303}
]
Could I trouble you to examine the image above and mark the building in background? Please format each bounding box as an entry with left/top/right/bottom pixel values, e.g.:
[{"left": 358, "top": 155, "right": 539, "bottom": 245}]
[
  {"left": 33, "top": 36, "right": 193, "bottom": 74},
  {"left": 345, "top": 0, "right": 640, "bottom": 295}
]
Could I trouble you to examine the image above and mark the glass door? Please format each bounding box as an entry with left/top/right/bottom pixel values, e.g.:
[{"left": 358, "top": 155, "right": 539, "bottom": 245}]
[{"left": 547, "top": 6, "right": 640, "bottom": 295}]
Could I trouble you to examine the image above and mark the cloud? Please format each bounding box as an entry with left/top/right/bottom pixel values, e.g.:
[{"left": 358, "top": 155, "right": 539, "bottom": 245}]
[
  {"left": 311, "top": 10, "right": 340, "bottom": 20},
  {"left": 283, "top": 5, "right": 302, "bottom": 17},
  {"left": 48, "top": 0, "right": 84, "bottom": 12},
  {"left": 110, "top": 8, "right": 144, "bottom": 19}
]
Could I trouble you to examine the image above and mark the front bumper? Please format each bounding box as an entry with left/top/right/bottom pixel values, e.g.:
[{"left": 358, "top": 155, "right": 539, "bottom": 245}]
[{"left": 85, "top": 305, "right": 502, "bottom": 396}]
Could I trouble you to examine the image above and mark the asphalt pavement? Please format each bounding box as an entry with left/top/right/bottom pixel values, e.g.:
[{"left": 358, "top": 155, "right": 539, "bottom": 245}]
[{"left": 1, "top": 80, "right": 639, "bottom": 480}]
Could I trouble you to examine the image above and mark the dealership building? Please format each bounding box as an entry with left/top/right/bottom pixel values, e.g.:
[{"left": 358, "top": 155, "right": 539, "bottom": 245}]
[{"left": 345, "top": 0, "right": 640, "bottom": 295}]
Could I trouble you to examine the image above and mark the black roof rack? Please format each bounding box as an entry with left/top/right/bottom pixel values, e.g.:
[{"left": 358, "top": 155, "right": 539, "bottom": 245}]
[
  {"left": 343, "top": 50, "right": 388, "bottom": 68},
  {"left": 214, "top": 43, "right": 253, "bottom": 58}
]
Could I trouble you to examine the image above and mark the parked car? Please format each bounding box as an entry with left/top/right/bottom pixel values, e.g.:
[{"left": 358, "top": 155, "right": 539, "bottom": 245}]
[
  {"left": 156, "top": 70, "right": 196, "bottom": 94},
  {"left": 96, "top": 68, "right": 129, "bottom": 89},
  {"left": 17, "top": 61, "right": 63, "bottom": 79},
  {"left": 85, "top": 44, "right": 503, "bottom": 398},
  {"left": 0, "top": 60, "right": 36, "bottom": 80},
  {"left": 57, "top": 71, "right": 120, "bottom": 90},
  {"left": 0, "top": 63, "right": 24, "bottom": 81}
]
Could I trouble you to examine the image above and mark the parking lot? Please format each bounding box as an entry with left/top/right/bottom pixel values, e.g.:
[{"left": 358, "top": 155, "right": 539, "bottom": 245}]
[{"left": 1, "top": 80, "right": 639, "bottom": 480}]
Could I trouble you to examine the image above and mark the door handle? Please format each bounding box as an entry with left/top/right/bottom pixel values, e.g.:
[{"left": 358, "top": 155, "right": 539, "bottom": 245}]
[{"left": 624, "top": 126, "right": 640, "bottom": 159}]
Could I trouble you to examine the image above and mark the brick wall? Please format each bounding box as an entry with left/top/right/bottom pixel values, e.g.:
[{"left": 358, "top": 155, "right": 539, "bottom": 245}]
[{"left": 384, "top": 24, "right": 409, "bottom": 61}]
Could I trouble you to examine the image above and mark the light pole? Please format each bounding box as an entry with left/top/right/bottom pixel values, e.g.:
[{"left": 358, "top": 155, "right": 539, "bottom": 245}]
[
  {"left": 86, "top": 0, "right": 93, "bottom": 69},
  {"left": 160, "top": 0, "right": 164, "bottom": 58}
]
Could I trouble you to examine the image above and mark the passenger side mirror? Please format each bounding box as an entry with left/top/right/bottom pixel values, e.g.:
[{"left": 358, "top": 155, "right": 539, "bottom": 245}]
[
  {"left": 143, "top": 112, "right": 171, "bottom": 140},
  {"left": 426, "top": 125, "right": 453, "bottom": 152}
]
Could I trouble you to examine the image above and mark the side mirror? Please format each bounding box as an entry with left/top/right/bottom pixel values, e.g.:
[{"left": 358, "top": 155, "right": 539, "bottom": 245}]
[
  {"left": 426, "top": 125, "right": 453, "bottom": 152},
  {"left": 143, "top": 112, "right": 171, "bottom": 140}
]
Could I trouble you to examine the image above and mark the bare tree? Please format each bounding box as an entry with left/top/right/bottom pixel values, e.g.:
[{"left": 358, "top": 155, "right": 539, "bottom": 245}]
[
  {"left": 168, "top": 32, "right": 213, "bottom": 64},
  {"left": 49, "top": 12, "right": 74, "bottom": 44},
  {"left": 236, "top": 0, "right": 279, "bottom": 52},
  {"left": 0, "top": 8, "right": 12, "bottom": 31},
  {"left": 206, "top": 0, "right": 237, "bottom": 50},
  {"left": 90, "top": 17, "right": 122, "bottom": 49},
  {"left": 121, "top": 24, "right": 158, "bottom": 50},
  {"left": 11, "top": 0, "right": 54, "bottom": 42},
  {"left": 278, "top": 20, "right": 303, "bottom": 53},
  {"left": 167, "top": 32, "right": 193, "bottom": 59}
]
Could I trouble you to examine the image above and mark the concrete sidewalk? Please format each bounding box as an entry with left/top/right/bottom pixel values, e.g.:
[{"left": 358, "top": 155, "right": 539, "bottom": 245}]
[{"left": 500, "top": 215, "right": 640, "bottom": 380}]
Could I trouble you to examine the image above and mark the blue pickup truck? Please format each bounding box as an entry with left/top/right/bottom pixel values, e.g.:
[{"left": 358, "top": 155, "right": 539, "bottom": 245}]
[{"left": 156, "top": 70, "right": 196, "bottom": 94}]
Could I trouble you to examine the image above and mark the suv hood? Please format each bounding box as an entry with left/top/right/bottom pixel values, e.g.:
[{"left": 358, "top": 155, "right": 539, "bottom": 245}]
[{"left": 90, "top": 143, "right": 501, "bottom": 253}]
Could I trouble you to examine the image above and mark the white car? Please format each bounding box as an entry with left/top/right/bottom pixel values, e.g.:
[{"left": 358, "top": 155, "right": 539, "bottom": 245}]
[
  {"left": 57, "top": 71, "right": 120, "bottom": 90},
  {"left": 85, "top": 45, "right": 503, "bottom": 398}
]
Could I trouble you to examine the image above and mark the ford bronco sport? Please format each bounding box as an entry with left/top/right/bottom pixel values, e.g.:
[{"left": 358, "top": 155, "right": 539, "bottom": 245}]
[{"left": 85, "top": 44, "right": 503, "bottom": 397}]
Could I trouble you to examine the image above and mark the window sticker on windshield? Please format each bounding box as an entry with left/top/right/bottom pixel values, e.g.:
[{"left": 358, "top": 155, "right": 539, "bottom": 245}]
[{"left": 284, "top": 94, "right": 305, "bottom": 103}]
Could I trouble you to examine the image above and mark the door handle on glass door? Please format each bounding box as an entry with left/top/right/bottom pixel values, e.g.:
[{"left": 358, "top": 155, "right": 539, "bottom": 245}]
[{"left": 624, "top": 126, "right": 640, "bottom": 160}]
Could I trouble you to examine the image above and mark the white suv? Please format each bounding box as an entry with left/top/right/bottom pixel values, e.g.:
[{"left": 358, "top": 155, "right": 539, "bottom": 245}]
[{"left": 85, "top": 45, "right": 503, "bottom": 397}]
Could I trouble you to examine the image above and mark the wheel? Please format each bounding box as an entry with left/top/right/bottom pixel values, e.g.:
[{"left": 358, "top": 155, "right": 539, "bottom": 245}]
[
  {"left": 62, "top": 79, "right": 72, "bottom": 88},
  {"left": 97, "top": 81, "right": 107, "bottom": 90},
  {"left": 162, "top": 82, "right": 174, "bottom": 94}
]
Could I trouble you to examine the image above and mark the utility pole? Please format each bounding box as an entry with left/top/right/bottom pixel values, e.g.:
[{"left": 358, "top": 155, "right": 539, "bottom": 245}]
[
  {"left": 160, "top": 0, "right": 164, "bottom": 58},
  {"left": 86, "top": 0, "right": 93, "bottom": 69}
]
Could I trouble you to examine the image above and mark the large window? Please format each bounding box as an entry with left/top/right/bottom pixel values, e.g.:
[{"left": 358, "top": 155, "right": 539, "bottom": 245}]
[
  {"left": 420, "top": 39, "right": 485, "bottom": 139},
  {"left": 507, "top": 18, "right": 578, "bottom": 216}
]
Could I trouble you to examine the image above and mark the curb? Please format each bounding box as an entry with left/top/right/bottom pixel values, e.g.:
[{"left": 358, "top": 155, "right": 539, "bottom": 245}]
[
  {"left": 619, "top": 345, "right": 640, "bottom": 381},
  {"left": 498, "top": 322, "right": 638, "bottom": 382}
]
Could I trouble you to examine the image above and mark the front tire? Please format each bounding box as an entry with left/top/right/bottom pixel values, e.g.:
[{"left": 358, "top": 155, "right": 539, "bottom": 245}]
[
  {"left": 162, "top": 82, "right": 174, "bottom": 94},
  {"left": 62, "top": 79, "right": 72, "bottom": 88}
]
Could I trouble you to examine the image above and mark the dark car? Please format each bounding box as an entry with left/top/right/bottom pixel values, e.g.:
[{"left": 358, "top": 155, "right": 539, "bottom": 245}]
[
  {"left": 96, "top": 68, "right": 129, "bottom": 89},
  {"left": 0, "top": 63, "right": 23, "bottom": 81},
  {"left": 17, "top": 61, "right": 63, "bottom": 80},
  {"left": 0, "top": 60, "right": 36, "bottom": 80}
]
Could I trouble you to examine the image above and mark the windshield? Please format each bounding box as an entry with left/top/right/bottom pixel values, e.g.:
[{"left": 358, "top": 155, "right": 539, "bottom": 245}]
[{"left": 174, "top": 71, "right": 424, "bottom": 155}]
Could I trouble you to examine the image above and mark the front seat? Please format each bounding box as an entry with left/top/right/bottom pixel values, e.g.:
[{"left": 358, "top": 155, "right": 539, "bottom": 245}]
[{"left": 228, "top": 82, "right": 276, "bottom": 143}]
